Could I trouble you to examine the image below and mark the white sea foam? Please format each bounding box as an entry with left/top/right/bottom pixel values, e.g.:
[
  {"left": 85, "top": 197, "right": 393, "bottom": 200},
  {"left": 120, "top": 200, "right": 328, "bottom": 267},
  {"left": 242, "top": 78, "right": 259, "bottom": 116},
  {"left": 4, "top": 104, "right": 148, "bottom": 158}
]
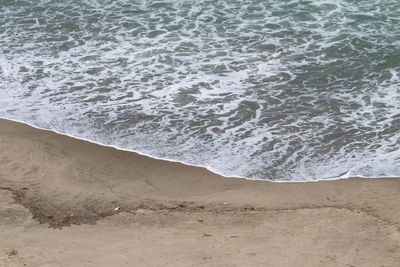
[{"left": 0, "top": 0, "right": 399, "bottom": 181}]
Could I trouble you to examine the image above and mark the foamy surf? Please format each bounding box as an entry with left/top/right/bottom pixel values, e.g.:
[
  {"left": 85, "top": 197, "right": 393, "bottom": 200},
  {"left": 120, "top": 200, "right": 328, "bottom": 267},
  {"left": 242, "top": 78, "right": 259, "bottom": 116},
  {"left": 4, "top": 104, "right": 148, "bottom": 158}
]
[{"left": 1, "top": 0, "right": 399, "bottom": 181}]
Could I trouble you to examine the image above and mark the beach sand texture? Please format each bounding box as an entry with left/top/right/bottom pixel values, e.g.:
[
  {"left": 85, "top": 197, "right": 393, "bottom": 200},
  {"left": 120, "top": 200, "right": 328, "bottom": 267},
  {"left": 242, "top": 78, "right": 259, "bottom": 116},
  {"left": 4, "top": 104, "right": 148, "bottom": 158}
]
[{"left": 1, "top": 118, "right": 400, "bottom": 266}]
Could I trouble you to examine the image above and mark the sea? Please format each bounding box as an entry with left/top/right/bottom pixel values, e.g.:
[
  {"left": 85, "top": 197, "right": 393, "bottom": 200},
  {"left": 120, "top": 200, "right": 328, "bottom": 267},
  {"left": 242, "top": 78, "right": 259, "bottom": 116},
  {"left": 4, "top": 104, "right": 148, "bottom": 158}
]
[{"left": 1, "top": 0, "right": 399, "bottom": 181}]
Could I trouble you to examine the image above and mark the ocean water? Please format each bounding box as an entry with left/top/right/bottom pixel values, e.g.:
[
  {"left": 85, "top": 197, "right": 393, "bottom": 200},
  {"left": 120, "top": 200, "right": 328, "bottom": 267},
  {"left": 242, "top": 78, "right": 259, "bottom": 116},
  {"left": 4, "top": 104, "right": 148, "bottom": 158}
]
[{"left": 1, "top": 0, "right": 399, "bottom": 181}]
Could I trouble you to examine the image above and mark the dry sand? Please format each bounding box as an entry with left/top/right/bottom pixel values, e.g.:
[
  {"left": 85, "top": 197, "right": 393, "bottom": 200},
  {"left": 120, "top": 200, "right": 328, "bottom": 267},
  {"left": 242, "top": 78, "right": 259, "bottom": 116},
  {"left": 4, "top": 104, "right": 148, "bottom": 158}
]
[{"left": 0, "top": 118, "right": 400, "bottom": 266}]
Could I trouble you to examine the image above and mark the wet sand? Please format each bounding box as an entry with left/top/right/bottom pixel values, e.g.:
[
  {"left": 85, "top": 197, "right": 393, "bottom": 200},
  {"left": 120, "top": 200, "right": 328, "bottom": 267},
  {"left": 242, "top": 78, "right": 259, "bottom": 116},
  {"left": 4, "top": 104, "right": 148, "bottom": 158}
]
[{"left": 1, "top": 118, "right": 399, "bottom": 266}]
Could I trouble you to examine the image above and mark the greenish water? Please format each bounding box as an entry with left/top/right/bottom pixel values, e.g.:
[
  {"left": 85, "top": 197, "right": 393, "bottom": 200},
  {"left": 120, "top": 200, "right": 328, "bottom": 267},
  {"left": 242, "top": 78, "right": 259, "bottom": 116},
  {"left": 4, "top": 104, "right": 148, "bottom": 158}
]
[{"left": 1, "top": 0, "right": 400, "bottom": 181}]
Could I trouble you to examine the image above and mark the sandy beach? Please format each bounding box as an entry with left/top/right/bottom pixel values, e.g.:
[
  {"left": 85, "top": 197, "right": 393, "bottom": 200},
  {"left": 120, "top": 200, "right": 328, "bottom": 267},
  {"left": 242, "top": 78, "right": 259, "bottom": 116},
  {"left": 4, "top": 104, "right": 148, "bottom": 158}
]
[{"left": 0, "top": 118, "right": 400, "bottom": 266}]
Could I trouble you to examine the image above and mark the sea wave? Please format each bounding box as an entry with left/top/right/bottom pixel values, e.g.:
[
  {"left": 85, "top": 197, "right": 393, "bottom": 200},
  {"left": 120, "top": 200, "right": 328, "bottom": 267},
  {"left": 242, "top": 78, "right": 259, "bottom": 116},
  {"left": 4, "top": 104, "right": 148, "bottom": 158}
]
[{"left": 1, "top": 0, "right": 399, "bottom": 181}]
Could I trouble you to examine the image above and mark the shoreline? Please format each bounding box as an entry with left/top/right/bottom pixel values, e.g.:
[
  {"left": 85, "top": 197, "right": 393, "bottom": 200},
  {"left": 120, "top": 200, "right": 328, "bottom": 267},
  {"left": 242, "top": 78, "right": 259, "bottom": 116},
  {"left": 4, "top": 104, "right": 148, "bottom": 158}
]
[
  {"left": 2, "top": 116, "right": 394, "bottom": 183},
  {"left": 1, "top": 117, "right": 400, "bottom": 266}
]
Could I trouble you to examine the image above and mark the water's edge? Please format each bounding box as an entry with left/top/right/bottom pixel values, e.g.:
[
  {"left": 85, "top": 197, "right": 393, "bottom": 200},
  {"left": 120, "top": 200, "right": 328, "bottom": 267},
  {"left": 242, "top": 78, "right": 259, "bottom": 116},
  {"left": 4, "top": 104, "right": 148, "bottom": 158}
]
[
  {"left": 2, "top": 115, "right": 399, "bottom": 183},
  {"left": 2, "top": 0, "right": 400, "bottom": 180}
]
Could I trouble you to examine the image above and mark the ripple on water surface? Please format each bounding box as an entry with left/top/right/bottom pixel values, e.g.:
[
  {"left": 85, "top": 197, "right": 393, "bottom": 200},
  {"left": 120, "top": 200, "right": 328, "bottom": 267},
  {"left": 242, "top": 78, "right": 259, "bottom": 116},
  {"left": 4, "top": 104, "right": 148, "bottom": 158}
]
[{"left": 0, "top": 0, "right": 400, "bottom": 181}]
